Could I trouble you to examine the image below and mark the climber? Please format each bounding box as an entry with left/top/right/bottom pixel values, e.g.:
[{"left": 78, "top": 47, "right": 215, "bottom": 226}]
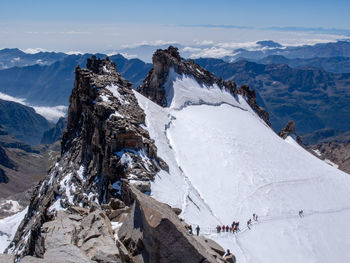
[
  {"left": 226, "top": 225, "right": 229, "bottom": 232},
  {"left": 224, "top": 249, "right": 232, "bottom": 257},
  {"left": 234, "top": 224, "right": 238, "bottom": 233},
  {"left": 196, "top": 225, "right": 200, "bottom": 236},
  {"left": 247, "top": 219, "right": 252, "bottom": 229},
  {"left": 236, "top": 221, "right": 240, "bottom": 231},
  {"left": 253, "top": 213, "right": 258, "bottom": 221},
  {"left": 222, "top": 225, "right": 225, "bottom": 232},
  {"left": 188, "top": 225, "right": 193, "bottom": 235},
  {"left": 216, "top": 225, "right": 221, "bottom": 233},
  {"left": 299, "top": 210, "right": 304, "bottom": 217}
]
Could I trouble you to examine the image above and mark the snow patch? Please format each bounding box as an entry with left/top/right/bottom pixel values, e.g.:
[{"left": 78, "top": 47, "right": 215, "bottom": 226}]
[
  {"left": 0, "top": 207, "right": 28, "bottom": 253},
  {"left": 106, "top": 84, "right": 130, "bottom": 105}
]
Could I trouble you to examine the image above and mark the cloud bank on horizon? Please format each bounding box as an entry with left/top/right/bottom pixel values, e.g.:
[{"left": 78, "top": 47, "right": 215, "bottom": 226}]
[{"left": 0, "top": 92, "right": 67, "bottom": 123}]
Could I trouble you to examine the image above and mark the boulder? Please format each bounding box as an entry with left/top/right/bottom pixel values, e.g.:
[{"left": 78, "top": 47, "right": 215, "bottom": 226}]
[
  {"left": 118, "top": 185, "right": 225, "bottom": 263},
  {"left": 278, "top": 120, "right": 302, "bottom": 144}
]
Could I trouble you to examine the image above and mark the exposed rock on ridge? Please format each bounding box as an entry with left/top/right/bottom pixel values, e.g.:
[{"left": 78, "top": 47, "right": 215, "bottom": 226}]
[
  {"left": 137, "top": 46, "right": 270, "bottom": 126},
  {"left": 118, "top": 185, "right": 226, "bottom": 263},
  {"left": 278, "top": 120, "right": 302, "bottom": 144},
  {"left": 6, "top": 56, "right": 164, "bottom": 261}
]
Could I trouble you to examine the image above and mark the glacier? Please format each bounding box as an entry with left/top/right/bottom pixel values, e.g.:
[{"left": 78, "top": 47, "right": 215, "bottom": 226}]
[{"left": 134, "top": 70, "right": 350, "bottom": 263}]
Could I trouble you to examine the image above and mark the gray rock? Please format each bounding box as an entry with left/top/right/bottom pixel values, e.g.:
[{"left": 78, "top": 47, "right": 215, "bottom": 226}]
[
  {"left": 19, "top": 256, "right": 45, "bottom": 262},
  {"left": 119, "top": 185, "right": 225, "bottom": 263},
  {"left": 0, "top": 253, "right": 14, "bottom": 263}
]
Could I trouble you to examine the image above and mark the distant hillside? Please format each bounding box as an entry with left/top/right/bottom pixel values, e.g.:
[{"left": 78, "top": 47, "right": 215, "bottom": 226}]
[
  {"left": 225, "top": 40, "right": 350, "bottom": 61},
  {"left": 41, "top": 117, "right": 67, "bottom": 145},
  {"left": 0, "top": 53, "right": 152, "bottom": 106},
  {"left": 196, "top": 58, "right": 350, "bottom": 144},
  {"left": 256, "top": 55, "right": 350, "bottom": 74},
  {"left": 0, "top": 99, "right": 52, "bottom": 145},
  {"left": 0, "top": 48, "right": 67, "bottom": 69}
]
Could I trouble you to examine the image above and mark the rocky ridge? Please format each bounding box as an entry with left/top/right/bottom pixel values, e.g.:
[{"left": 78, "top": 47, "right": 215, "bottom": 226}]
[
  {"left": 309, "top": 142, "right": 350, "bottom": 174},
  {"left": 6, "top": 56, "right": 163, "bottom": 260},
  {"left": 278, "top": 120, "right": 302, "bottom": 144},
  {"left": 4, "top": 56, "right": 224, "bottom": 262},
  {"left": 138, "top": 46, "right": 270, "bottom": 126}
]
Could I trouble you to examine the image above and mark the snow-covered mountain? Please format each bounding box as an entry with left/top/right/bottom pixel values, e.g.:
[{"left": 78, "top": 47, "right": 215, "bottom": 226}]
[
  {"left": 135, "top": 47, "right": 350, "bottom": 263},
  {"left": 1, "top": 47, "right": 350, "bottom": 263}
]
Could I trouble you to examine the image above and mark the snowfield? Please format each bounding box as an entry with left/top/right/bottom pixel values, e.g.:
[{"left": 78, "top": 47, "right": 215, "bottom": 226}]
[
  {"left": 0, "top": 207, "right": 28, "bottom": 253},
  {"left": 134, "top": 70, "right": 350, "bottom": 263}
]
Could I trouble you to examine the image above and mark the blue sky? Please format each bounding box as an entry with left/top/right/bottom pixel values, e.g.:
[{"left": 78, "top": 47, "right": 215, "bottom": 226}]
[{"left": 1, "top": 0, "right": 350, "bottom": 52}]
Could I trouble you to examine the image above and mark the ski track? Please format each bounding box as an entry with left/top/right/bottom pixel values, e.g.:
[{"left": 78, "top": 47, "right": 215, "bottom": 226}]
[{"left": 237, "top": 175, "right": 328, "bottom": 208}]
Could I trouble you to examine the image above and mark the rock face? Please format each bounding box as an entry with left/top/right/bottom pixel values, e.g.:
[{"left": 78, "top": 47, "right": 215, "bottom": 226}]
[
  {"left": 29, "top": 207, "right": 120, "bottom": 263},
  {"left": 118, "top": 185, "right": 225, "bottom": 263},
  {"left": 278, "top": 120, "right": 302, "bottom": 144},
  {"left": 0, "top": 145, "right": 15, "bottom": 170},
  {"left": 5, "top": 56, "right": 165, "bottom": 261},
  {"left": 309, "top": 142, "right": 350, "bottom": 174},
  {"left": 138, "top": 46, "right": 270, "bottom": 126},
  {"left": 41, "top": 117, "right": 67, "bottom": 144}
]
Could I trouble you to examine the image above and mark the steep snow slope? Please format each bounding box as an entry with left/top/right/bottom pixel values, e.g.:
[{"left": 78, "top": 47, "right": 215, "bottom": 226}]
[
  {"left": 134, "top": 72, "right": 350, "bottom": 263},
  {"left": 0, "top": 208, "right": 27, "bottom": 253}
]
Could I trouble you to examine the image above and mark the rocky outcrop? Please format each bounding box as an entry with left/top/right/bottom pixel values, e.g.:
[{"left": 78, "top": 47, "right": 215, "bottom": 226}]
[
  {"left": 137, "top": 46, "right": 221, "bottom": 107},
  {"left": 278, "top": 120, "right": 302, "bottom": 144},
  {"left": 5, "top": 56, "right": 165, "bottom": 261},
  {"left": 41, "top": 117, "right": 67, "bottom": 145},
  {"left": 137, "top": 46, "right": 270, "bottom": 126},
  {"left": 238, "top": 85, "right": 271, "bottom": 126},
  {"left": 118, "top": 185, "right": 226, "bottom": 263},
  {"left": 15, "top": 207, "right": 121, "bottom": 263},
  {"left": 309, "top": 142, "right": 350, "bottom": 174}
]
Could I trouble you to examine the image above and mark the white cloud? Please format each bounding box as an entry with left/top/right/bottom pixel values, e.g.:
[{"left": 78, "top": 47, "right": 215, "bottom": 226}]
[
  {"left": 188, "top": 47, "right": 236, "bottom": 59},
  {"left": 33, "top": 106, "right": 67, "bottom": 123},
  {"left": 10, "top": 57, "right": 21, "bottom": 63},
  {"left": 0, "top": 92, "right": 67, "bottom": 123},
  {"left": 119, "top": 52, "right": 137, "bottom": 59},
  {"left": 182, "top": 46, "right": 202, "bottom": 52},
  {"left": 66, "top": 50, "right": 83, "bottom": 55},
  {"left": 0, "top": 92, "right": 27, "bottom": 104},
  {"left": 193, "top": 40, "right": 214, "bottom": 46},
  {"left": 22, "top": 48, "right": 49, "bottom": 54},
  {"left": 121, "top": 40, "right": 178, "bottom": 48}
]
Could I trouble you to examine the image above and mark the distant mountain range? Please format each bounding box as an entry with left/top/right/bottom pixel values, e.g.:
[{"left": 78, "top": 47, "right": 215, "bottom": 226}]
[
  {"left": 195, "top": 58, "right": 350, "bottom": 144},
  {"left": 0, "top": 53, "right": 151, "bottom": 106},
  {"left": 0, "top": 48, "right": 67, "bottom": 70},
  {"left": 224, "top": 40, "right": 350, "bottom": 62},
  {"left": 251, "top": 55, "right": 350, "bottom": 74},
  {"left": 1, "top": 40, "right": 350, "bottom": 145}
]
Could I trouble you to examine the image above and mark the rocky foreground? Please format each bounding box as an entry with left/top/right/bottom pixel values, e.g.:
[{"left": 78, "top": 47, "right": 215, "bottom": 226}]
[{"left": 0, "top": 54, "right": 237, "bottom": 263}]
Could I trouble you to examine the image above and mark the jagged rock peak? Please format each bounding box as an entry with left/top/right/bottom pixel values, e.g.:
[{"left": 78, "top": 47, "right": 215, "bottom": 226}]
[
  {"left": 138, "top": 46, "right": 270, "bottom": 126},
  {"left": 6, "top": 56, "right": 167, "bottom": 261},
  {"left": 137, "top": 46, "right": 238, "bottom": 107},
  {"left": 278, "top": 120, "right": 302, "bottom": 144},
  {"left": 86, "top": 55, "right": 117, "bottom": 75}
]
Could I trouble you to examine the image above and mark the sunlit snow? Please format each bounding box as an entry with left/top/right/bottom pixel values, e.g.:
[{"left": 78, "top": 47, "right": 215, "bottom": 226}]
[{"left": 134, "top": 71, "right": 350, "bottom": 263}]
